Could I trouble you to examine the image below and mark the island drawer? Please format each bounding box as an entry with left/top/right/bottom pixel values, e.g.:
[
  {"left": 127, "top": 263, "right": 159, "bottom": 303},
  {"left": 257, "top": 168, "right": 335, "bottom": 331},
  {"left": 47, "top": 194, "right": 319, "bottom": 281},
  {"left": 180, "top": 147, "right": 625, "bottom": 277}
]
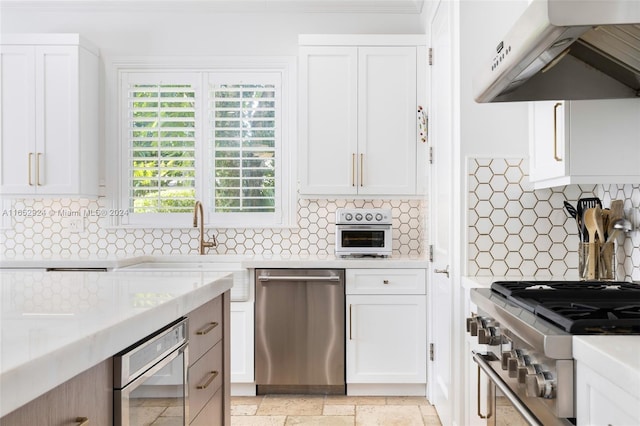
[
  {"left": 189, "top": 339, "right": 223, "bottom": 422},
  {"left": 188, "top": 295, "right": 223, "bottom": 363},
  {"left": 190, "top": 387, "right": 223, "bottom": 426}
]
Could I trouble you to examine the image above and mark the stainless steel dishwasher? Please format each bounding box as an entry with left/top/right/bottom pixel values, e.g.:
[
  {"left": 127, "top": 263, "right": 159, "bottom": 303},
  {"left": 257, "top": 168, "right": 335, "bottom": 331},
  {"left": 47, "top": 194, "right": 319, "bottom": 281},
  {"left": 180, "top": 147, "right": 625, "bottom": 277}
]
[{"left": 255, "top": 269, "right": 345, "bottom": 395}]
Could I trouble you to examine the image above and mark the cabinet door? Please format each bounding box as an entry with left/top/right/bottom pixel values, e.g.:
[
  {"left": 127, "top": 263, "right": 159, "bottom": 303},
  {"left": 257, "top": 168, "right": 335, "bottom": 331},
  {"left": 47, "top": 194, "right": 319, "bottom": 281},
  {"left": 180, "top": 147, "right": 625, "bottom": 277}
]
[
  {"left": 576, "top": 362, "right": 640, "bottom": 426},
  {"left": 35, "top": 45, "right": 80, "bottom": 195},
  {"left": 0, "top": 359, "right": 113, "bottom": 426},
  {"left": 529, "top": 101, "right": 567, "bottom": 183},
  {"left": 346, "top": 295, "right": 426, "bottom": 384},
  {"left": 358, "top": 47, "right": 417, "bottom": 195},
  {"left": 299, "top": 46, "right": 358, "bottom": 195},
  {"left": 0, "top": 45, "right": 36, "bottom": 194},
  {"left": 230, "top": 302, "right": 254, "bottom": 383}
]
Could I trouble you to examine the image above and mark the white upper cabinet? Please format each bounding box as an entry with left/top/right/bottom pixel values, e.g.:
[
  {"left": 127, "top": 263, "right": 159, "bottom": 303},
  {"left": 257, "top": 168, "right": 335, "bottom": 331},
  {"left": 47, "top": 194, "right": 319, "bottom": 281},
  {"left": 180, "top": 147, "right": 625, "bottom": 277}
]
[
  {"left": 0, "top": 34, "right": 99, "bottom": 197},
  {"left": 529, "top": 99, "right": 640, "bottom": 189},
  {"left": 298, "top": 35, "right": 426, "bottom": 196}
]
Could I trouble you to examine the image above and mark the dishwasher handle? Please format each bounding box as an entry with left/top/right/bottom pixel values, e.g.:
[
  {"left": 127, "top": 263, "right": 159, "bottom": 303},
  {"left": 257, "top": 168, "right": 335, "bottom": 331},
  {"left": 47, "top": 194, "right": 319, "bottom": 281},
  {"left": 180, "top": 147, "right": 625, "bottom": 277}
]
[{"left": 257, "top": 275, "right": 341, "bottom": 282}]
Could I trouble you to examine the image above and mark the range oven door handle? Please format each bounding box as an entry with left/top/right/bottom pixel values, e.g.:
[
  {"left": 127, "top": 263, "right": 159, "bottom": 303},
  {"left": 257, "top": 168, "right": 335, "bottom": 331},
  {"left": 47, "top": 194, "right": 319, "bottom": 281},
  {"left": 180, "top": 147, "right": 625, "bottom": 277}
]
[{"left": 472, "top": 351, "right": 542, "bottom": 426}]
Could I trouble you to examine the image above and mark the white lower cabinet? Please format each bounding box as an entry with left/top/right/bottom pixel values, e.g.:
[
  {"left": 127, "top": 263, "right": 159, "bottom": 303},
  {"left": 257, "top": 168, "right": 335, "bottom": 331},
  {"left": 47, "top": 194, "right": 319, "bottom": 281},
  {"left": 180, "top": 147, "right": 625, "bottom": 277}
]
[
  {"left": 230, "top": 301, "right": 255, "bottom": 388},
  {"left": 345, "top": 269, "right": 427, "bottom": 395},
  {"left": 576, "top": 361, "right": 640, "bottom": 426}
]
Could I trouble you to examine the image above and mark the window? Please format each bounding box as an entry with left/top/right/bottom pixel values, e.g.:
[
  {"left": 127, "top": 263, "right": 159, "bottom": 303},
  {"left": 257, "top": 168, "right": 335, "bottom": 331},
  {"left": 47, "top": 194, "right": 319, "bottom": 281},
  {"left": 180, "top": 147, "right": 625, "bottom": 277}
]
[
  {"left": 117, "top": 63, "right": 293, "bottom": 228},
  {"left": 127, "top": 79, "right": 198, "bottom": 214},
  {"left": 208, "top": 73, "right": 280, "bottom": 224}
]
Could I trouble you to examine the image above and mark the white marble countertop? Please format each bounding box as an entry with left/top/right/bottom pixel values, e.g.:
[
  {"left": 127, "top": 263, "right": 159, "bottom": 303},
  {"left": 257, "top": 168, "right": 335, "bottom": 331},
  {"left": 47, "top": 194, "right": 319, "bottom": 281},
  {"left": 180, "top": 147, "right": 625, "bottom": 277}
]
[
  {"left": 0, "top": 253, "right": 429, "bottom": 270},
  {"left": 239, "top": 253, "right": 428, "bottom": 269},
  {"left": 0, "top": 269, "right": 233, "bottom": 418},
  {"left": 573, "top": 336, "right": 640, "bottom": 398}
]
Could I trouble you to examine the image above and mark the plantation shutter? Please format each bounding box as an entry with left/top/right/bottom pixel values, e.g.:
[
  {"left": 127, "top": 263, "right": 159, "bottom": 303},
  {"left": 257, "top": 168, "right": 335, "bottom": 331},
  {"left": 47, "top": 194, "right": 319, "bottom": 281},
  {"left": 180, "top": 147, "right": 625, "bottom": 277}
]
[
  {"left": 125, "top": 78, "right": 198, "bottom": 213},
  {"left": 209, "top": 76, "right": 279, "bottom": 215}
]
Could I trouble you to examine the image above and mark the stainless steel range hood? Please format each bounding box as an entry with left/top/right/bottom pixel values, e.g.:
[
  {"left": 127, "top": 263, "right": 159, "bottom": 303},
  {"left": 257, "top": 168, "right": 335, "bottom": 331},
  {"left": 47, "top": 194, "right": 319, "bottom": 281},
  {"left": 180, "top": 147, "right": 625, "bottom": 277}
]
[{"left": 474, "top": 0, "right": 640, "bottom": 103}]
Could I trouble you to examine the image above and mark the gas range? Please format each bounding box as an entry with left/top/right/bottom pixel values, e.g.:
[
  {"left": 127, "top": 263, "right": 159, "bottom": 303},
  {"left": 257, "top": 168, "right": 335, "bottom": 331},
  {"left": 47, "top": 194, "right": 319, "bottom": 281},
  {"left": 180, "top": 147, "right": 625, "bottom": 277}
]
[{"left": 468, "top": 281, "right": 640, "bottom": 425}]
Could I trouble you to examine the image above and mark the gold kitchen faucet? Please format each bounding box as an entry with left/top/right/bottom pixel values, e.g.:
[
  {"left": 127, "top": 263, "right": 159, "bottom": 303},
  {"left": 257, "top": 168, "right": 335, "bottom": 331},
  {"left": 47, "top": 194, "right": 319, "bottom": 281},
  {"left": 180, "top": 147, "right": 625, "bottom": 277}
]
[{"left": 193, "top": 201, "right": 217, "bottom": 255}]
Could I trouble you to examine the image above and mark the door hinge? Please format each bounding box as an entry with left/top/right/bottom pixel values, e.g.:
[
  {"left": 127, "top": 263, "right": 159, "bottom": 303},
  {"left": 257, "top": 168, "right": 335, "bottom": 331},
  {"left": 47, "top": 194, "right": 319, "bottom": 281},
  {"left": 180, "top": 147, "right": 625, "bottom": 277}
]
[
  {"left": 429, "top": 146, "right": 433, "bottom": 164},
  {"left": 428, "top": 48, "right": 433, "bottom": 66},
  {"left": 429, "top": 245, "right": 434, "bottom": 262},
  {"left": 429, "top": 343, "right": 435, "bottom": 361}
]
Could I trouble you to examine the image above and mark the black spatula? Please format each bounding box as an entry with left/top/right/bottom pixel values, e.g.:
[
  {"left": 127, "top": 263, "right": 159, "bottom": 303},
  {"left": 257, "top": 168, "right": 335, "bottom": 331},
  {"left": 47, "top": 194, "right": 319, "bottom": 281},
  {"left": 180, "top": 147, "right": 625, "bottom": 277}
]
[{"left": 576, "top": 197, "right": 602, "bottom": 242}]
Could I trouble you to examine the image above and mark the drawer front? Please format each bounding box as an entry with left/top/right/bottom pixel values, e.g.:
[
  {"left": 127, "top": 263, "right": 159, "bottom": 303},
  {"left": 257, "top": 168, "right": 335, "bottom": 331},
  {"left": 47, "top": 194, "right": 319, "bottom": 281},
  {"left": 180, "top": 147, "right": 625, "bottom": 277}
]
[
  {"left": 346, "top": 269, "right": 426, "bottom": 295},
  {"left": 188, "top": 296, "right": 223, "bottom": 363},
  {"left": 189, "top": 340, "right": 223, "bottom": 421},
  {"left": 190, "top": 387, "right": 223, "bottom": 426}
]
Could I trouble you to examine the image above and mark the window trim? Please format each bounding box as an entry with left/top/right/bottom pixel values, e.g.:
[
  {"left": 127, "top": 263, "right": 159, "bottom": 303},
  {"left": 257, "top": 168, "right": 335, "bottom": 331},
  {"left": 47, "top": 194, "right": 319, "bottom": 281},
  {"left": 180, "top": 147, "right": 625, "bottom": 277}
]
[{"left": 105, "top": 56, "right": 297, "bottom": 229}]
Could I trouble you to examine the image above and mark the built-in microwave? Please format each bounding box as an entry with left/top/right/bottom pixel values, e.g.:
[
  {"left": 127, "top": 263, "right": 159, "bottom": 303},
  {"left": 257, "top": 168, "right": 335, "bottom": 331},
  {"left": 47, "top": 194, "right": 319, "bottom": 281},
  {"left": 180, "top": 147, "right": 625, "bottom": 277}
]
[{"left": 335, "top": 208, "right": 392, "bottom": 258}]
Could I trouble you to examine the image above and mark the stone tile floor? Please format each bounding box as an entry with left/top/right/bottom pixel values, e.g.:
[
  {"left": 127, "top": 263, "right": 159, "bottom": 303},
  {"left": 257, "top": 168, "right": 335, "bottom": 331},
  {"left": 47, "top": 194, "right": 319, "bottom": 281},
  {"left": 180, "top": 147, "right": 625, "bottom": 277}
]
[{"left": 230, "top": 395, "right": 443, "bottom": 425}]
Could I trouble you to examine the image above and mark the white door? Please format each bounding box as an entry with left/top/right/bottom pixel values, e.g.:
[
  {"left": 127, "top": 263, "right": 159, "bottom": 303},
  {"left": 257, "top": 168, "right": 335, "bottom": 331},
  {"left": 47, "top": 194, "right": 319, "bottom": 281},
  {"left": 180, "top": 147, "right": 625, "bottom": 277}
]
[
  {"left": 36, "top": 45, "right": 79, "bottom": 194},
  {"left": 529, "top": 101, "right": 566, "bottom": 182},
  {"left": 358, "top": 46, "right": 417, "bottom": 195},
  {"left": 0, "top": 45, "right": 36, "bottom": 194},
  {"left": 347, "top": 294, "right": 427, "bottom": 384},
  {"left": 428, "top": 2, "right": 455, "bottom": 426},
  {"left": 298, "top": 46, "right": 358, "bottom": 195}
]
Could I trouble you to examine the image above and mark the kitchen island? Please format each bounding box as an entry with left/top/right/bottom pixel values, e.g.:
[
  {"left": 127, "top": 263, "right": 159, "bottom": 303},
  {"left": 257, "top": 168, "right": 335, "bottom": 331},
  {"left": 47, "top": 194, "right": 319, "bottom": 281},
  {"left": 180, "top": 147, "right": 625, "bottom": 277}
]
[{"left": 0, "top": 269, "right": 233, "bottom": 420}]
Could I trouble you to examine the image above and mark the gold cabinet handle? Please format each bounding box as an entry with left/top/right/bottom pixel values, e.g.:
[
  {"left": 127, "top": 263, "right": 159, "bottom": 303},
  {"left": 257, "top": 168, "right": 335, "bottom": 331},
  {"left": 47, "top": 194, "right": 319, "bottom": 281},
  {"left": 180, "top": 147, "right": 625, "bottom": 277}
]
[
  {"left": 360, "top": 153, "right": 364, "bottom": 187},
  {"left": 196, "top": 322, "right": 218, "bottom": 335},
  {"left": 36, "top": 152, "right": 43, "bottom": 186},
  {"left": 349, "top": 304, "right": 353, "bottom": 340},
  {"left": 75, "top": 417, "right": 89, "bottom": 426},
  {"left": 196, "top": 370, "right": 219, "bottom": 389},
  {"left": 351, "top": 153, "right": 356, "bottom": 187},
  {"left": 28, "top": 153, "right": 34, "bottom": 186},
  {"left": 553, "top": 102, "right": 563, "bottom": 162}
]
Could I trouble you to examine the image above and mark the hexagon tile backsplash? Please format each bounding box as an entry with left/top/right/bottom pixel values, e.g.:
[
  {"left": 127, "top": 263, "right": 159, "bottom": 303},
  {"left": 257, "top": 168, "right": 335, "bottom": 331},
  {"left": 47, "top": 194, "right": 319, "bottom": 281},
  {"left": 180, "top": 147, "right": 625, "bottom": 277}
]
[
  {"left": 0, "top": 198, "right": 425, "bottom": 258},
  {"left": 468, "top": 158, "right": 640, "bottom": 281}
]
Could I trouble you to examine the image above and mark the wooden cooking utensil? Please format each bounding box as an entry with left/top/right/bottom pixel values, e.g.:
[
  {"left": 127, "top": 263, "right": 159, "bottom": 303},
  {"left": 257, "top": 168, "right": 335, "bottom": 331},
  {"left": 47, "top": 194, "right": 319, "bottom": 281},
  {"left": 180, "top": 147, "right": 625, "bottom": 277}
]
[{"left": 583, "top": 208, "right": 599, "bottom": 280}]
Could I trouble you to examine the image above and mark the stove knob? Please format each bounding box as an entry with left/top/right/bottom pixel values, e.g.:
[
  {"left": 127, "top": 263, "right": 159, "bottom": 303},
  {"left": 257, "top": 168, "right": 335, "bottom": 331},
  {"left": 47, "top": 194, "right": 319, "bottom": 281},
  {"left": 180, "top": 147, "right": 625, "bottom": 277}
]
[
  {"left": 365, "top": 213, "right": 373, "bottom": 221},
  {"left": 465, "top": 317, "right": 475, "bottom": 333},
  {"left": 478, "top": 326, "right": 499, "bottom": 345},
  {"left": 507, "top": 351, "right": 526, "bottom": 378},
  {"left": 355, "top": 213, "right": 363, "bottom": 221},
  {"left": 467, "top": 317, "right": 480, "bottom": 336},
  {"left": 525, "top": 370, "right": 555, "bottom": 399},
  {"left": 345, "top": 213, "right": 353, "bottom": 221},
  {"left": 517, "top": 355, "right": 536, "bottom": 384},
  {"left": 502, "top": 349, "right": 524, "bottom": 370},
  {"left": 375, "top": 213, "right": 383, "bottom": 221},
  {"left": 501, "top": 351, "right": 513, "bottom": 370}
]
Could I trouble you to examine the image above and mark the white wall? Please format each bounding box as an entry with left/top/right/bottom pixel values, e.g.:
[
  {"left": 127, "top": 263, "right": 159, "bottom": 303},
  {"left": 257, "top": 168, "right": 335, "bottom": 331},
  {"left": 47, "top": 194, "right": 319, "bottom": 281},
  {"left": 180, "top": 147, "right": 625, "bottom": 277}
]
[
  {"left": 0, "top": 6, "right": 426, "bottom": 56},
  {"left": 459, "top": 0, "right": 529, "bottom": 159}
]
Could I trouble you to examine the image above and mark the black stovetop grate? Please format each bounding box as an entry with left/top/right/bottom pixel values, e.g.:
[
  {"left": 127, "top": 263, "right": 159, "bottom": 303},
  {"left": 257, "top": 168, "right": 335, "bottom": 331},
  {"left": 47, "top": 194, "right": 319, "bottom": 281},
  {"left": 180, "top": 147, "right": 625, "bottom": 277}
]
[{"left": 490, "top": 281, "right": 640, "bottom": 334}]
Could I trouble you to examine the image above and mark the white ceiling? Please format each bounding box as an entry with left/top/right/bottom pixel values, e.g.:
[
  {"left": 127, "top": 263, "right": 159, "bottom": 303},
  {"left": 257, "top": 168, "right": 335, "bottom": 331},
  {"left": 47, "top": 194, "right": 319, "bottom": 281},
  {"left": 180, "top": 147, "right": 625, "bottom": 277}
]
[{"left": 0, "top": 0, "right": 425, "bottom": 14}]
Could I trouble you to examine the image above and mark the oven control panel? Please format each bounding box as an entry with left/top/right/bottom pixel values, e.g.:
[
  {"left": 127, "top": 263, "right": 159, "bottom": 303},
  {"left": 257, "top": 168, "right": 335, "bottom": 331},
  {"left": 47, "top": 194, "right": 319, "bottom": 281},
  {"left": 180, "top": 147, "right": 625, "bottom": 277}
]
[{"left": 336, "top": 208, "right": 392, "bottom": 225}]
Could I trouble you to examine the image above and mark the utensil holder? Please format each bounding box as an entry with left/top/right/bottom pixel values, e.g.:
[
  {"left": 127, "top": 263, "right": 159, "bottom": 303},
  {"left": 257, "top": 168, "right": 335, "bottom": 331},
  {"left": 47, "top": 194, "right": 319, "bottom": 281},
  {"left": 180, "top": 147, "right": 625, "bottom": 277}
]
[{"left": 579, "top": 241, "right": 615, "bottom": 281}]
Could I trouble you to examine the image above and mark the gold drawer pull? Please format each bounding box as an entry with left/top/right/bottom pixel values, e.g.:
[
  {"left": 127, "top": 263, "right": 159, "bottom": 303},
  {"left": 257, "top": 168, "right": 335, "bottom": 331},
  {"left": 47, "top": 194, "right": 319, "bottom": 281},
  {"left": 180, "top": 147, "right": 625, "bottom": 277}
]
[
  {"left": 75, "top": 417, "right": 89, "bottom": 426},
  {"left": 36, "top": 152, "right": 43, "bottom": 185},
  {"left": 28, "top": 153, "right": 34, "bottom": 186},
  {"left": 196, "top": 371, "right": 219, "bottom": 390},
  {"left": 196, "top": 322, "right": 218, "bottom": 335}
]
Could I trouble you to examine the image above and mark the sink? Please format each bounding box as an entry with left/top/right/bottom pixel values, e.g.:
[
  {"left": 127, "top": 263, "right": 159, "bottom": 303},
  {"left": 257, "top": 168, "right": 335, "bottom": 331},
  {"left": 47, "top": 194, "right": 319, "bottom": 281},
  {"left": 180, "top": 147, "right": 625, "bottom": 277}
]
[
  {"left": 117, "top": 259, "right": 250, "bottom": 301},
  {"left": 120, "top": 262, "right": 241, "bottom": 271}
]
